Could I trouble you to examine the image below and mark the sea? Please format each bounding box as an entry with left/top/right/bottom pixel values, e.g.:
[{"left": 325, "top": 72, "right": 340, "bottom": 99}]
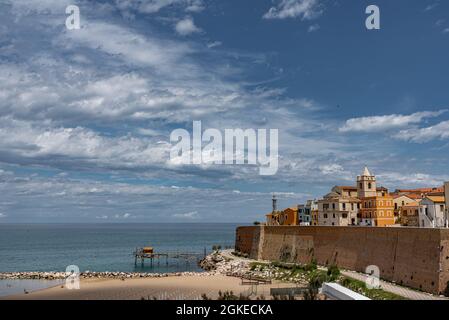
[{"left": 0, "top": 223, "right": 242, "bottom": 296}]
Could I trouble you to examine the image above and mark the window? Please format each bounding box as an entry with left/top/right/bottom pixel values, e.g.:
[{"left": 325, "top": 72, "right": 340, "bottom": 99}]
[
  {"left": 343, "top": 203, "right": 346, "bottom": 210},
  {"left": 441, "top": 205, "right": 445, "bottom": 212},
  {"left": 333, "top": 214, "right": 336, "bottom": 218},
  {"left": 342, "top": 213, "right": 348, "bottom": 218},
  {"left": 351, "top": 203, "right": 354, "bottom": 211},
  {"left": 368, "top": 183, "right": 372, "bottom": 189},
  {"left": 359, "top": 183, "right": 363, "bottom": 189},
  {"left": 324, "top": 214, "right": 328, "bottom": 219},
  {"left": 332, "top": 203, "right": 336, "bottom": 210}
]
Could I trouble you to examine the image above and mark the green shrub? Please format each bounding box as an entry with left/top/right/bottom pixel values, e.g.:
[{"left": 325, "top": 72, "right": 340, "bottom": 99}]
[
  {"left": 305, "top": 259, "right": 317, "bottom": 272},
  {"left": 327, "top": 264, "right": 340, "bottom": 281}
]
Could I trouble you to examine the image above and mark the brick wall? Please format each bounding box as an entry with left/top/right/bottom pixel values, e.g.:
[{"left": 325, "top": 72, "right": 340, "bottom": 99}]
[{"left": 235, "top": 226, "right": 449, "bottom": 295}]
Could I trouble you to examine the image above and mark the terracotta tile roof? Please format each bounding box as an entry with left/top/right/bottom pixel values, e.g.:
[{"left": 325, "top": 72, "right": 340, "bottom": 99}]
[
  {"left": 392, "top": 194, "right": 414, "bottom": 200},
  {"left": 425, "top": 196, "right": 445, "bottom": 203},
  {"left": 395, "top": 187, "right": 444, "bottom": 194},
  {"left": 405, "top": 193, "right": 424, "bottom": 199},
  {"left": 337, "top": 186, "right": 357, "bottom": 190}
]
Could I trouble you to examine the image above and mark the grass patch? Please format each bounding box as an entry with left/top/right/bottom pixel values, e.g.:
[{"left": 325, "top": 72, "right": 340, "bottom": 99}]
[{"left": 339, "top": 277, "right": 407, "bottom": 300}]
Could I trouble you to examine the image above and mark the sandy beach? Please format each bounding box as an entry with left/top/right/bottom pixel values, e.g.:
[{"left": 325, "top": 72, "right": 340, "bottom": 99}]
[{"left": 2, "top": 275, "right": 296, "bottom": 300}]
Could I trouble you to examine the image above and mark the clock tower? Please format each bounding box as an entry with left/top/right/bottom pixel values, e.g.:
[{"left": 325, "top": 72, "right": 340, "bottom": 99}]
[{"left": 357, "top": 166, "right": 377, "bottom": 198}]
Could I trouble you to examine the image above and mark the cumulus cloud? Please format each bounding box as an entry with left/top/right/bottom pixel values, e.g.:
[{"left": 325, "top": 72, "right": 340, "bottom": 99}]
[
  {"left": 339, "top": 110, "right": 447, "bottom": 133},
  {"left": 0, "top": 118, "right": 171, "bottom": 172},
  {"left": 175, "top": 17, "right": 201, "bottom": 36},
  {"left": 263, "top": 0, "right": 323, "bottom": 20},
  {"left": 394, "top": 120, "right": 449, "bottom": 143},
  {"left": 2, "top": 0, "right": 446, "bottom": 222},
  {"left": 0, "top": 171, "right": 311, "bottom": 222}
]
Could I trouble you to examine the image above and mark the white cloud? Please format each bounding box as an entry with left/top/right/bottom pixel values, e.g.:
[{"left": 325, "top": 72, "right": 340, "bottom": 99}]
[
  {"left": 185, "top": 0, "right": 205, "bottom": 12},
  {"left": 0, "top": 118, "right": 171, "bottom": 170},
  {"left": 394, "top": 120, "right": 449, "bottom": 143},
  {"left": 319, "top": 164, "right": 345, "bottom": 175},
  {"left": 59, "top": 21, "right": 192, "bottom": 71},
  {"left": 308, "top": 24, "right": 320, "bottom": 32},
  {"left": 377, "top": 172, "right": 449, "bottom": 187},
  {"left": 175, "top": 17, "right": 201, "bottom": 36},
  {"left": 424, "top": 3, "right": 439, "bottom": 12},
  {"left": 0, "top": 213, "right": 7, "bottom": 218},
  {"left": 114, "top": 213, "right": 133, "bottom": 219},
  {"left": 339, "top": 110, "right": 447, "bottom": 133},
  {"left": 114, "top": 0, "right": 204, "bottom": 14},
  {"left": 173, "top": 211, "right": 199, "bottom": 219},
  {"left": 263, "top": 0, "right": 323, "bottom": 20},
  {"left": 207, "top": 41, "right": 222, "bottom": 49}
]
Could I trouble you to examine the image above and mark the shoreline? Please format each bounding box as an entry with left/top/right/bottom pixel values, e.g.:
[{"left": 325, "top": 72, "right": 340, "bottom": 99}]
[
  {"left": 4, "top": 250, "right": 443, "bottom": 300},
  {"left": 0, "top": 251, "right": 298, "bottom": 300},
  {"left": 0, "top": 250, "right": 250, "bottom": 281}
]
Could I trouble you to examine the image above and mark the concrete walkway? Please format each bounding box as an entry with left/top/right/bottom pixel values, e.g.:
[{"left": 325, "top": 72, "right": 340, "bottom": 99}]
[
  {"left": 340, "top": 269, "right": 448, "bottom": 301},
  {"left": 221, "top": 250, "right": 448, "bottom": 300}
]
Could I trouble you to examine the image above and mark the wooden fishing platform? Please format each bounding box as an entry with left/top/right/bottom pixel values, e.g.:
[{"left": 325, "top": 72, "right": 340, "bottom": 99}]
[{"left": 133, "top": 247, "right": 206, "bottom": 267}]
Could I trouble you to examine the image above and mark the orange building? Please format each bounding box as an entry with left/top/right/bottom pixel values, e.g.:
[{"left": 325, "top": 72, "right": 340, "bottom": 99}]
[{"left": 266, "top": 207, "right": 299, "bottom": 226}]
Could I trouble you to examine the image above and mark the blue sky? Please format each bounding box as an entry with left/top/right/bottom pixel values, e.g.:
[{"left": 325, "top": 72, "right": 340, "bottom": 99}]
[{"left": 0, "top": 0, "right": 449, "bottom": 223}]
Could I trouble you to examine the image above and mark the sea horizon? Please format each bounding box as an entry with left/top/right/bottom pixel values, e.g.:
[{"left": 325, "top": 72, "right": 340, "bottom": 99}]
[{"left": 0, "top": 223, "right": 241, "bottom": 274}]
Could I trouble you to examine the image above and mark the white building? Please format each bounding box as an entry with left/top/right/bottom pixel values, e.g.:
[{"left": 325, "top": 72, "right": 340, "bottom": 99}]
[{"left": 419, "top": 196, "right": 447, "bottom": 228}]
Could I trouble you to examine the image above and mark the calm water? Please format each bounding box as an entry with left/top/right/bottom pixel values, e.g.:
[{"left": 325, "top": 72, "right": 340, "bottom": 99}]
[
  {"left": 0, "top": 279, "right": 64, "bottom": 297},
  {"left": 0, "top": 223, "right": 240, "bottom": 273}
]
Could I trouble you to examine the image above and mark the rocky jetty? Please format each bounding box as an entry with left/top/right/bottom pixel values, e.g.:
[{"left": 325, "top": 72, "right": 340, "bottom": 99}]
[
  {"left": 0, "top": 251, "right": 251, "bottom": 281},
  {"left": 0, "top": 271, "right": 213, "bottom": 280}
]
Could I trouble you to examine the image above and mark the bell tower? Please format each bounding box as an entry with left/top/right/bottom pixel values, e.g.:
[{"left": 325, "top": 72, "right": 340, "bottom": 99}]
[{"left": 357, "top": 166, "right": 377, "bottom": 198}]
